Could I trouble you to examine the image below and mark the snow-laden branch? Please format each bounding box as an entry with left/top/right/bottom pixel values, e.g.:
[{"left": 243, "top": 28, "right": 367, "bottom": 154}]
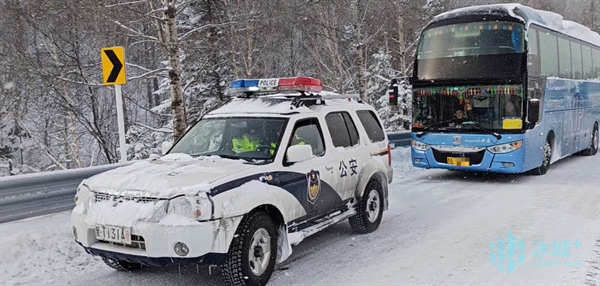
[
  {"left": 145, "top": 7, "right": 166, "bottom": 17},
  {"left": 125, "top": 62, "right": 152, "bottom": 72},
  {"left": 114, "top": 21, "right": 159, "bottom": 41},
  {"left": 176, "top": 0, "right": 193, "bottom": 14},
  {"left": 128, "top": 39, "right": 159, "bottom": 48},
  {"left": 178, "top": 22, "right": 234, "bottom": 42},
  {"left": 105, "top": 0, "right": 146, "bottom": 8},
  {"left": 55, "top": 76, "right": 105, "bottom": 87},
  {"left": 128, "top": 68, "right": 170, "bottom": 80},
  {"left": 133, "top": 122, "right": 173, "bottom": 133},
  {"left": 13, "top": 117, "right": 67, "bottom": 170}
]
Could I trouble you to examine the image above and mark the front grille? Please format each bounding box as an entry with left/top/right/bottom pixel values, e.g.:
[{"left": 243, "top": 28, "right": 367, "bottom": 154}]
[
  {"left": 93, "top": 192, "right": 159, "bottom": 204},
  {"left": 432, "top": 149, "right": 486, "bottom": 165}
]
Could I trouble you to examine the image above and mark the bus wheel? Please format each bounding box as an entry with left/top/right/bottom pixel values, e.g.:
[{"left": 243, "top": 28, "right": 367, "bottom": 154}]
[
  {"left": 532, "top": 139, "right": 552, "bottom": 175},
  {"left": 583, "top": 125, "right": 598, "bottom": 156}
]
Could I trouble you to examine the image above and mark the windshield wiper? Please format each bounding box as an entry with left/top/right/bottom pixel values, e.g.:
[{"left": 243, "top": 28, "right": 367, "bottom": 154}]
[
  {"left": 462, "top": 121, "right": 502, "bottom": 139},
  {"left": 415, "top": 119, "right": 458, "bottom": 137}
]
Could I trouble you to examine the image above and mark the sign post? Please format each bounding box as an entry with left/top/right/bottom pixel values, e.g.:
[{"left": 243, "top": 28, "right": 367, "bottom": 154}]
[{"left": 101, "top": 47, "right": 127, "bottom": 162}]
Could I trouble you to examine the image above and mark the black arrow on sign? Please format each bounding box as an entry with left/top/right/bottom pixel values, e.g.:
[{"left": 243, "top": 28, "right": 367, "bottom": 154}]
[{"left": 104, "top": 49, "right": 123, "bottom": 83}]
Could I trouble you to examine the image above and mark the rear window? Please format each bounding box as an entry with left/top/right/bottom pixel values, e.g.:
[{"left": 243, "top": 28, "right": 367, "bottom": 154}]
[
  {"left": 325, "top": 112, "right": 359, "bottom": 147},
  {"left": 356, "top": 110, "right": 385, "bottom": 142}
]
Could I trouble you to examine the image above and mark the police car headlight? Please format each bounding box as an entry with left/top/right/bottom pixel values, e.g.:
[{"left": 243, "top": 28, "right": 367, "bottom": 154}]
[
  {"left": 74, "top": 183, "right": 93, "bottom": 213},
  {"left": 487, "top": 140, "right": 523, "bottom": 154},
  {"left": 411, "top": 140, "right": 430, "bottom": 151},
  {"left": 168, "top": 193, "right": 212, "bottom": 221}
]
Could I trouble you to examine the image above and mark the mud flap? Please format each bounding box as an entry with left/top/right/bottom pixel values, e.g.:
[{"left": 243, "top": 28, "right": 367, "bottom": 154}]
[{"left": 276, "top": 225, "right": 293, "bottom": 263}]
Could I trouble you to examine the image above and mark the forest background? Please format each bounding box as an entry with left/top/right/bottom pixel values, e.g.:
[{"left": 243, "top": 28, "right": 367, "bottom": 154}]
[{"left": 1, "top": 0, "right": 598, "bottom": 175}]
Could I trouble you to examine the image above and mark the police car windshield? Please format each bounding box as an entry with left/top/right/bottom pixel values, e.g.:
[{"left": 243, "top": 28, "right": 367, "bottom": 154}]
[{"left": 169, "top": 117, "right": 287, "bottom": 162}]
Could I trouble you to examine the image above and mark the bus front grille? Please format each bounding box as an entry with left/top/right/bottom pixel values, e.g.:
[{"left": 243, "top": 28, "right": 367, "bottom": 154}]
[{"left": 432, "top": 149, "right": 486, "bottom": 165}]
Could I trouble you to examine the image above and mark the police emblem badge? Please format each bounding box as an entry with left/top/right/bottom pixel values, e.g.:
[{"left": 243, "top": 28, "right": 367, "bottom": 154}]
[{"left": 307, "top": 170, "right": 321, "bottom": 203}]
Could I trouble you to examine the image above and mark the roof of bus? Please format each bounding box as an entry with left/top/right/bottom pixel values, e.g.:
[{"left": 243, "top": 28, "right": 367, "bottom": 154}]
[
  {"left": 432, "top": 3, "right": 600, "bottom": 46},
  {"left": 207, "top": 91, "right": 369, "bottom": 117}
]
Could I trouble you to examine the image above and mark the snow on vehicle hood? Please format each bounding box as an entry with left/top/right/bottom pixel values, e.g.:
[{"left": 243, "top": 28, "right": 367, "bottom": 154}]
[{"left": 84, "top": 153, "right": 254, "bottom": 199}]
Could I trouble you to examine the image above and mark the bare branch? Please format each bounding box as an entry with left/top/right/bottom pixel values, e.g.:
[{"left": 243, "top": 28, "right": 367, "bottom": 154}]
[{"left": 105, "top": 0, "right": 146, "bottom": 8}]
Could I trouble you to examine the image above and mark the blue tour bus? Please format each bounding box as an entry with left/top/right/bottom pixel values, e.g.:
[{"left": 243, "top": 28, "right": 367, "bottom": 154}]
[{"left": 409, "top": 4, "right": 600, "bottom": 175}]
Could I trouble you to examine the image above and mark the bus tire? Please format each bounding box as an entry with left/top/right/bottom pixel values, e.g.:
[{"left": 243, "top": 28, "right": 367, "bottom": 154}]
[
  {"left": 532, "top": 138, "right": 552, "bottom": 175},
  {"left": 583, "top": 125, "right": 598, "bottom": 156}
]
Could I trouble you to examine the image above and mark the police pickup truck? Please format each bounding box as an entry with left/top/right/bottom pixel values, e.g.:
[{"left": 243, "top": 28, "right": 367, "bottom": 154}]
[{"left": 72, "top": 77, "right": 393, "bottom": 286}]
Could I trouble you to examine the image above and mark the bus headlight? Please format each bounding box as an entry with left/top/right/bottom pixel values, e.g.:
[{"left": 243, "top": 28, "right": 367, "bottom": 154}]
[
  {"left": 487, "top": 140, "right": 523, "bottom": 154},
  {"left": 411, "top": 140, "right": 431, "bottom": 151}
]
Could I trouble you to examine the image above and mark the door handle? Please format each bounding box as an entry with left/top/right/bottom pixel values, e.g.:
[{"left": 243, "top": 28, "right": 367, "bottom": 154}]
[{"left": 325, "top": 165, "right": 333, "bottom": 171}]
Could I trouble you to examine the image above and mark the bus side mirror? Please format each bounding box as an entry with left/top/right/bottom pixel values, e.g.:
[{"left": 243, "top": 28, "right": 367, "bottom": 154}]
[{"left": 527, "top": 98, "right": 540, "bottom": 127}]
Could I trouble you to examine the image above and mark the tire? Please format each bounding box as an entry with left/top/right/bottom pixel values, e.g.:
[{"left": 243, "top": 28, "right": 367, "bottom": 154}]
[
  {"left": 102, "top": 257, "right": 142, "bottom": 271},
  {"left": 583, "top": 125, "right": 598, "bottom": 156},
  {"left": 532, "top": 139, "right": 552, "bottom": 175},
  {"left": 349, "top": 180, "right": 384, "bottom": 233},
  {"left": 222, "top": 211, "right": 277, "bottom": 286}
]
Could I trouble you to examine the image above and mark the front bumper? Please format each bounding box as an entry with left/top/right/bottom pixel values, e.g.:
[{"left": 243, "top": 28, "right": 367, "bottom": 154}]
[
  {"left": 72, "top": 208, "right": 243, "bottom": 266},
  {"left": 76, "top": 241, "right": 227, "bottom": 266},
  {"left": 411, "top": 147, "right": 525, "bottom": 173}
]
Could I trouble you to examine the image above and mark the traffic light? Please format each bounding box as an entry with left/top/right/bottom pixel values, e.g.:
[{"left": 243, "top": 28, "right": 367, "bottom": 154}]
[{"left": 388, "top": 79, "right": 398, "bottom": 106}]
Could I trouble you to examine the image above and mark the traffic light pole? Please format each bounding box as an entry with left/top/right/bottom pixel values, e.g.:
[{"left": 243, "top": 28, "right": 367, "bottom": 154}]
[{"left": 115, "top": 84, "right": 127, "bottom": 162}]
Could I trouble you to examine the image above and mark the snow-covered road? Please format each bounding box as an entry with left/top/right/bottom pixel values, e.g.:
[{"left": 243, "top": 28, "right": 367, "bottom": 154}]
[{"left": 1, "top": 147, "right": 599, "bottom": 285}]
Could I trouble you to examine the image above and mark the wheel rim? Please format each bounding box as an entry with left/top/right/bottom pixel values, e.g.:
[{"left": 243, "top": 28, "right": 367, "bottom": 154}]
[
  {"left": 593, "top": 129, "right": 598, "bottom": 150},
  {"left": 543, "top": 141, "right": 551, "bottom": 167},
  {"left": 366, "top": 189, "right": 381, "bottom": 223},
  {"left": 248, "top": 228, "right": 271, "bottom": 276}
]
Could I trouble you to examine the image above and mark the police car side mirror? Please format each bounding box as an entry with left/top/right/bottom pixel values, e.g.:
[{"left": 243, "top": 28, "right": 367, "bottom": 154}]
[
  {"left": 286, "top": 145, "right": 313, "bottom": 163},
  {"left": 161, "top": 141, "right": 173, "bottom": 155}
]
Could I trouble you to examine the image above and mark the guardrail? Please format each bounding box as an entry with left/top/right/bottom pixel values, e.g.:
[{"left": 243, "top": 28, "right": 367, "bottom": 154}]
[
  {"left": 0, "top": 163, "right": 131, "bottom": 224},
  {"left": 0, "top": 132, "right": 412, "bottom": 224},
  {"left": 387, "top": 131, "right": 411, "bottom": 148}
]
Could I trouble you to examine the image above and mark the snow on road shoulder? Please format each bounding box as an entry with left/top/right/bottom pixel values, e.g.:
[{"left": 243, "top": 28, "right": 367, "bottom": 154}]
[
  {"left": 0, "top": 213, "right": 106, "bottom": 286},
  {"left": 391, "top": 146, "right": 422, "bottom": 178}
]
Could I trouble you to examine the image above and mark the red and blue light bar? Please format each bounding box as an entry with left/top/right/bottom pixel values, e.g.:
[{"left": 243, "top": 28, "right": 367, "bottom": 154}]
[{"left": 228, "top": 77, "right": 322, "bottom": 95}]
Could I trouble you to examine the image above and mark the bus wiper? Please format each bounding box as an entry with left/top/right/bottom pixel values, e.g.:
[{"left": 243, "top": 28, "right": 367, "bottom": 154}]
[
  {"left": 415, "top": 119, "right": 457, "bottom": 137},
  {"left": 462, "top": 121, "right": 502, "bottom": 140}
]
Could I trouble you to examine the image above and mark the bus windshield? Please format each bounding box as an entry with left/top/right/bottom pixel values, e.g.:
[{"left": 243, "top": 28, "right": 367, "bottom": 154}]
[
  {"left": 418, "top": 21, "right": 524, "bottom": 59},
  {"left": 412, "top": 85, "right": 524, "bottom": 131}
]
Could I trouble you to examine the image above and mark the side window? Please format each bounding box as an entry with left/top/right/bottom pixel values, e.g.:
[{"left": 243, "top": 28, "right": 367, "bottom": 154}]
[
  {"left": 527, "top": 28, "right": 541, "bottom": 77},
  {"left": 538, "top": 30, "right": 558, "bottom": 77},
  {"left": 288, "top": 118, "right": 325, "bottom": 157},
  {"left": 343, "top": 113, "right": 359, "bottom": 146},
  {"left": 325, "top": 112, "right": 358, "bottom": 148},
  {"left": 594, "top": 48, "right": 600, "bottom": 79},
  {"left": 356, "top": 110, "right": 385, "bottom": 142},
  {"left": 528, "top": 28, "right": 538, "bottom": 55},
  {"left": 571, "top": 41, "right": 582, "bottom": 80},
  {"left": 558, "top": 37, "right": 572, "bottom": 78},
  {"left": 582, "top": 45, "right": 593, "bottom": 80}
]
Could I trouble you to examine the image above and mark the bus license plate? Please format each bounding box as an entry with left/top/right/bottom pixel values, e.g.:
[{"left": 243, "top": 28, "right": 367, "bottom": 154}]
[
  {"left": 95, "top": 224, "right": 131, "bottom": 244},
  {"left": 447, "top": 157, "right": 470, "bottom": 166}
]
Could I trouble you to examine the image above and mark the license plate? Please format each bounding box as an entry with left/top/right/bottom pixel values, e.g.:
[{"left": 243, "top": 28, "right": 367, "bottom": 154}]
[
  {"left": 95, "top": 225, "right": 131, "bottom": 244},
  {"left": 447, "top": 157, "right": 470, "bottom": 166}
]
